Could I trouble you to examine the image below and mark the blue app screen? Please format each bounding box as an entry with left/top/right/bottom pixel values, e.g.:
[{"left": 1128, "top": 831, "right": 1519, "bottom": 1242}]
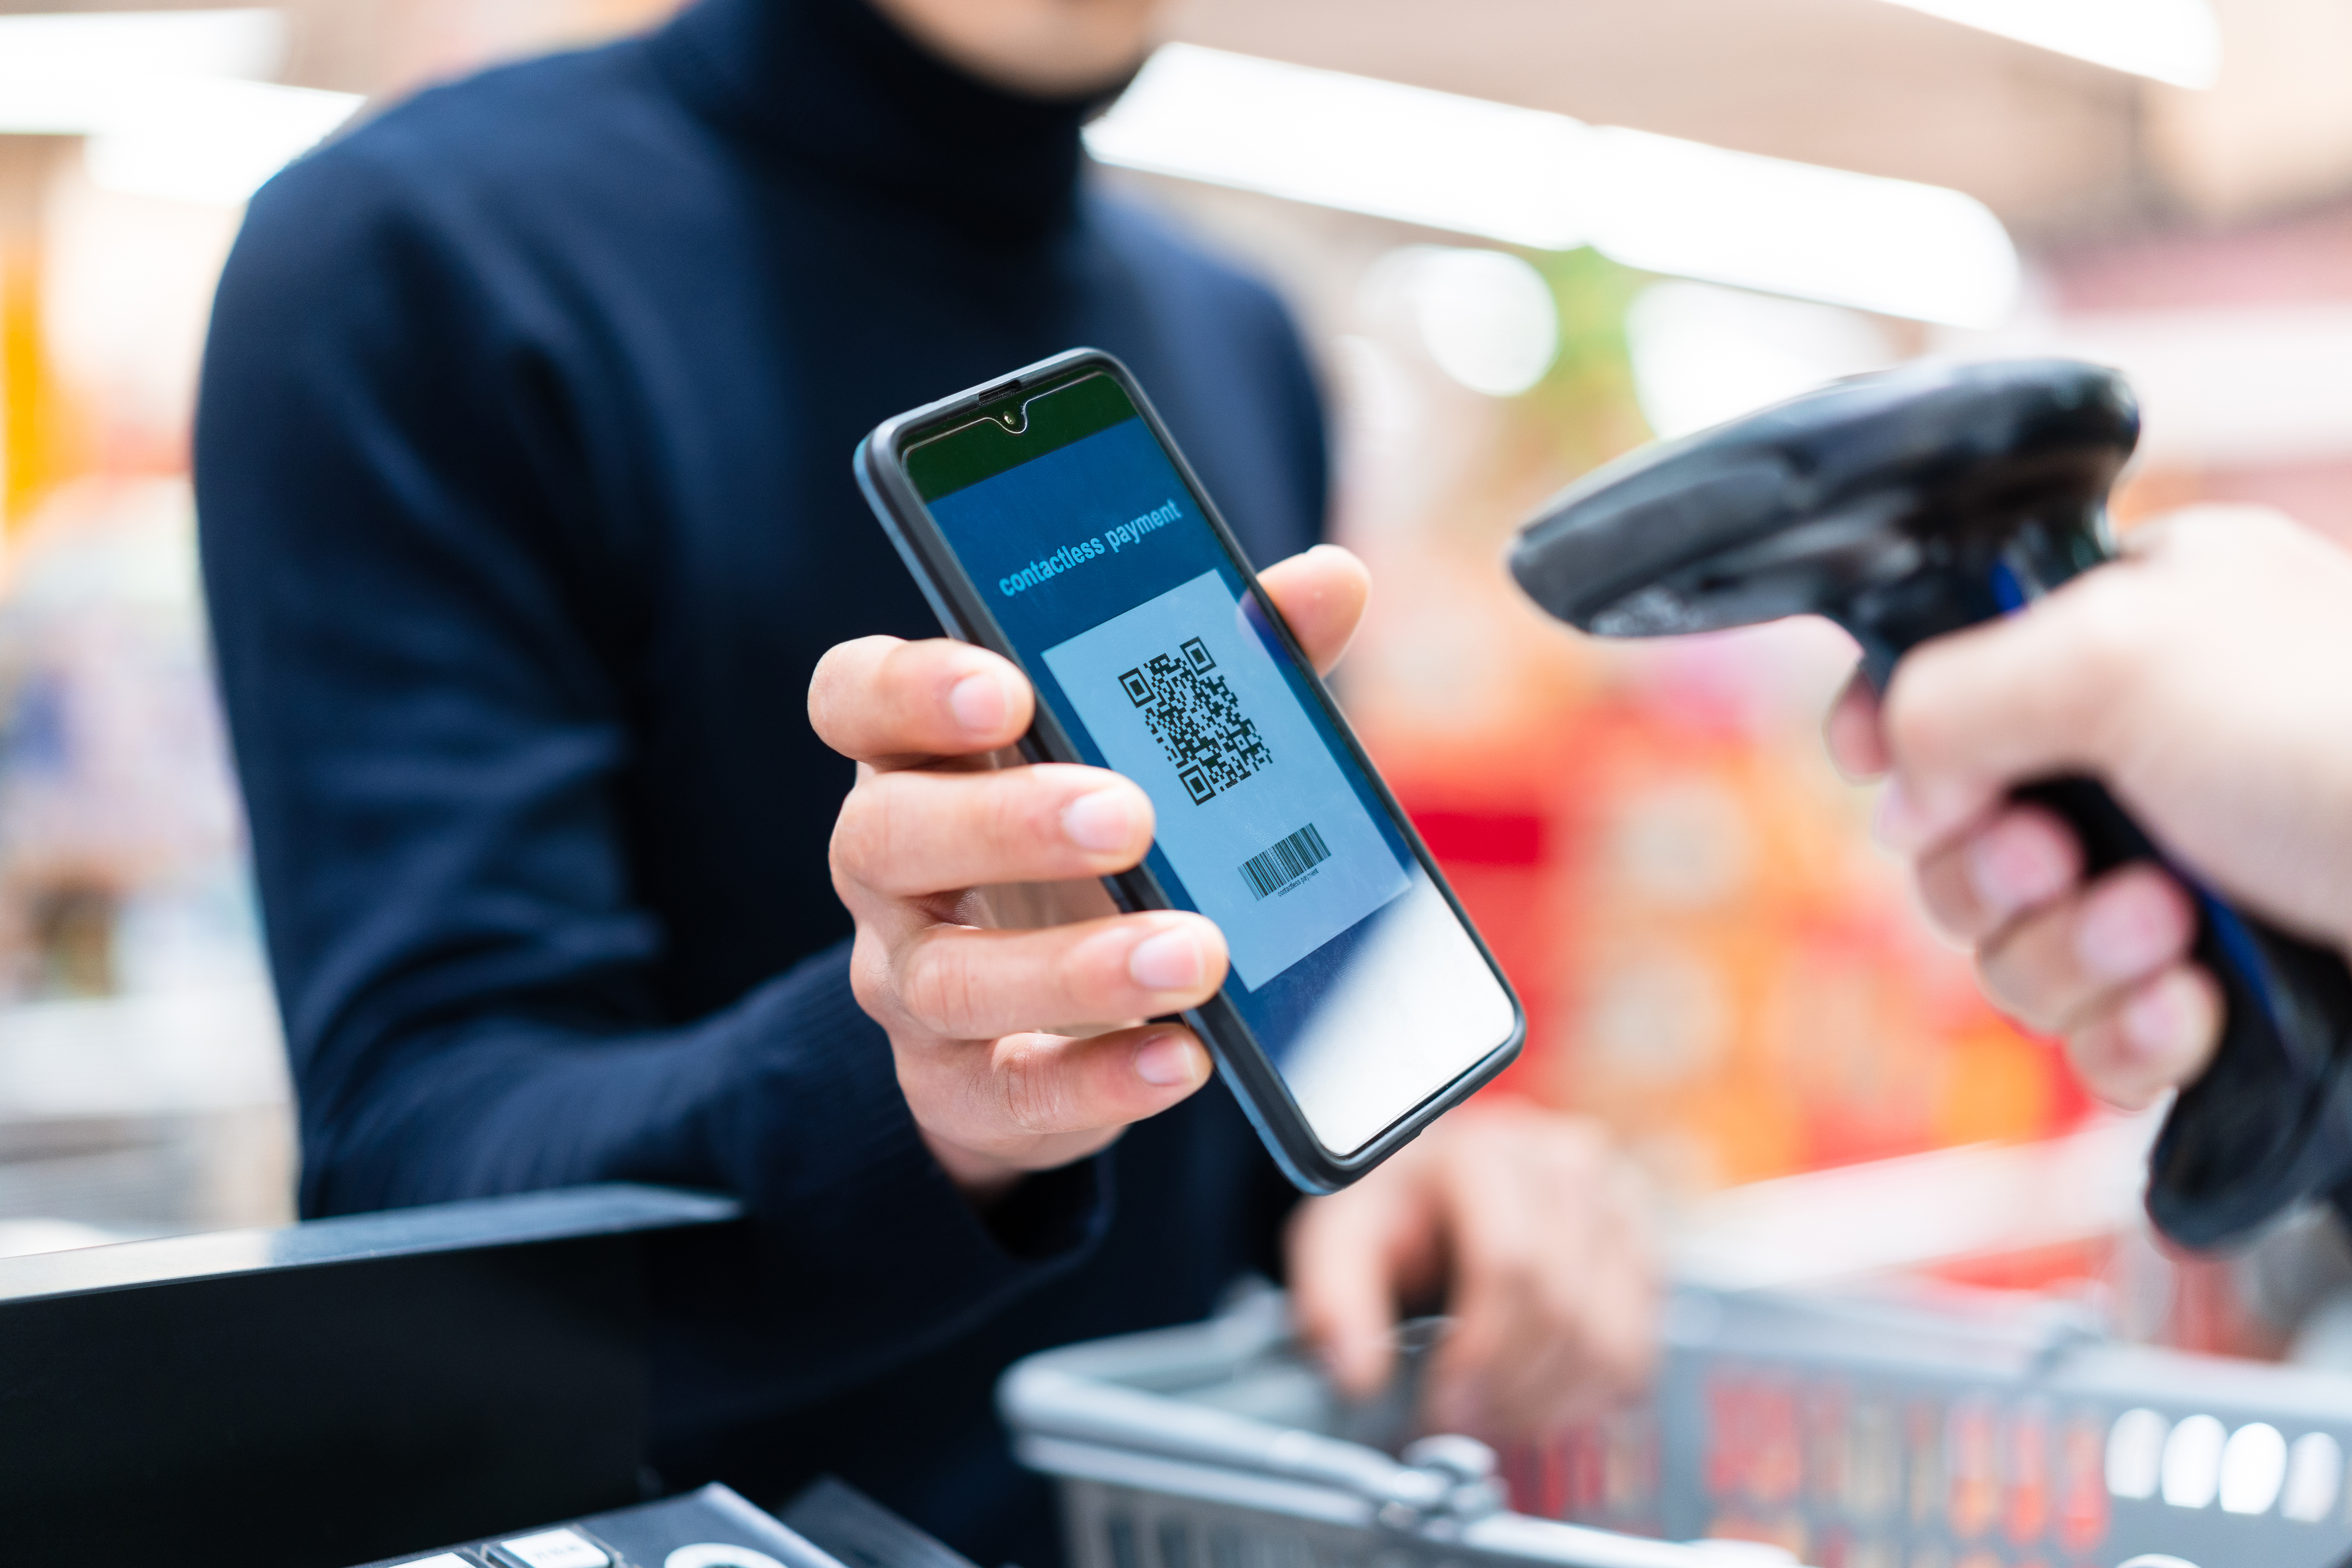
[{"left": 925, "top": 403, "right": 1508, "bottom": 1154}]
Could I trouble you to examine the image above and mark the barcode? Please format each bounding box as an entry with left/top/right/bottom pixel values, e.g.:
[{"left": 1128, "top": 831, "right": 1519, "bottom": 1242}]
[{"left": 1240, "top": 823, "right": 1330, "bottom": 901}]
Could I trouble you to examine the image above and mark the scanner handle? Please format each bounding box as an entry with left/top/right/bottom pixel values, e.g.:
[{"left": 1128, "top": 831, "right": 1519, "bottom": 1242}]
[{"left": 2007, "top": 778, "right": 2352, "bottom": 1246}]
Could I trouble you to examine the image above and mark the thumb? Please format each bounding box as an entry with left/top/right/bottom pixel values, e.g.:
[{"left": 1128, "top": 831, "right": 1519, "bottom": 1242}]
[
  {"left": 1256, "top": 545, "right": 1371, "bottom": 677},
  {"left": 1286, "top": 1198, "right": 1397, "bottom": 1401},
  {"left": 1823, "top": 664, "right": 1890, "bottom": 782}
]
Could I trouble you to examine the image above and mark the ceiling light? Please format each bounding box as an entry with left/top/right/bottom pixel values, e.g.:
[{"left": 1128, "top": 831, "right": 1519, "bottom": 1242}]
[
  {"left": 1369, "top": 246, "right": 1560, "bottom": 397},
  {"left": 0, "top": 9, "right": 285, "bottom": 100},
  {"left": 1085, "top": 44, "right": 1582, "bottom": 250},
  {"left": 85, "top": 80, "right": 363, "bottom": 207},
  {"left": 1873, "top": 0, "right": 2221, "bottom": 89},
  {"left": 0, "top": 9, "right": 359, "bottom": 206},
  {"left": 1087, "top": 45, "right": 2020, "bottom": 329},
  {"left": 1585, "top": 125, "right": 2017, "bottom": 328}
]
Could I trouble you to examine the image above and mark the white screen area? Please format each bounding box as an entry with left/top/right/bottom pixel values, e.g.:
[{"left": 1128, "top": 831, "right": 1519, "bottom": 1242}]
[{"left": 1277, "top": 873, "right": 1518, "bottom": 1154}]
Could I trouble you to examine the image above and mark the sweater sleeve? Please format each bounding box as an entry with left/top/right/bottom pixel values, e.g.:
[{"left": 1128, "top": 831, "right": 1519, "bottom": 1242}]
[{"left": 194, "top": 137, "right": 1109, "bottom": 1405}]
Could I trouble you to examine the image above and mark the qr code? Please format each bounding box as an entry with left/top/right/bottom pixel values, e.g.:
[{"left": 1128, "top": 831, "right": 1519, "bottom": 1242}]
[{"left": 1118, "top": 636, "right": 1272, "bottom": 805}]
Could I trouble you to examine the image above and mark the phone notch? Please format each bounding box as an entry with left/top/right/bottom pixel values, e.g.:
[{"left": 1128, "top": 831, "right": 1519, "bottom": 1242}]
[{"left": 977, "top": 376, "right": 1027, "bottom": 433}]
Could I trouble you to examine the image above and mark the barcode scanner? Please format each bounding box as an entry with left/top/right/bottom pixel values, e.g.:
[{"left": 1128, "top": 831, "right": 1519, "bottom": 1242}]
[{"left": 1507, "top": 357, "right": 2352, "bottom": 1249}]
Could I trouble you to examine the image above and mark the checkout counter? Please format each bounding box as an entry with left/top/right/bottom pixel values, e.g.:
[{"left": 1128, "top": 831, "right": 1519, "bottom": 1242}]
[
  {"left": 0, "top": 1184, "right": 733, "bottom": 1565},
  {"left": 7, "top": 1183, "right": 2350, "bottom": 1568}
]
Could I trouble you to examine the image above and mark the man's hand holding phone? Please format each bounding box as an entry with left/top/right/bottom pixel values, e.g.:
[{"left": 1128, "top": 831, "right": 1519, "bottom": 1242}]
[
  {"left": 813, "top": 543, "right": 1657, "bottom": 1435},
  {"left": 810, "top": 544, "right": 1372, "bottom": 1203}
]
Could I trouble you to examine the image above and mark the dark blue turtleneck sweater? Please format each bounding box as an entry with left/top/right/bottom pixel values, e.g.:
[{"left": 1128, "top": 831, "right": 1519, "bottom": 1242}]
[{"left": 194, "top": 0, "right": 1325, "bottom": 1558}]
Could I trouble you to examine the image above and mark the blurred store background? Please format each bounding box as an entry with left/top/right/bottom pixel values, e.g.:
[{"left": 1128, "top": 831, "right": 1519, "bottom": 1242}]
[{"left": 2, "top": 0, "right": 2350, "bottom": 1488}]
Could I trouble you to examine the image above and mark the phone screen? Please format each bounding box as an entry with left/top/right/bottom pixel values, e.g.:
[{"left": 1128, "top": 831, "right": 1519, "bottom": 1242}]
[{"left": 907, "top": 372, "right": 1515, "bottom": 1156}]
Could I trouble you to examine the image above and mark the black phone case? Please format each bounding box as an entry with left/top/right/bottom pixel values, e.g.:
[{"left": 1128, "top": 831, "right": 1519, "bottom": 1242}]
[{"left": 852, "top": 348, "right": 1524, "bottom": 1192}]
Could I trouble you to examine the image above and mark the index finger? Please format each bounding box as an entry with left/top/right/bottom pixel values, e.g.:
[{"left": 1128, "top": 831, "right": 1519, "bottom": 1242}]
[
  {"left": 1877, "top": 568, "right": 2147, "bottom": 820},
  {"left": 1286, "top": 1194, "right": 1403, "bottom": 1402},
  {"left": 809, "top": 635, "right": 1034, "bottom": 766}
]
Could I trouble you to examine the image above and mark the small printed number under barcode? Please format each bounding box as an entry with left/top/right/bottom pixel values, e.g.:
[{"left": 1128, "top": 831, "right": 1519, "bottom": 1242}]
[{"left": 1240, "top": 823, "right": 1331, "bottom": 901}]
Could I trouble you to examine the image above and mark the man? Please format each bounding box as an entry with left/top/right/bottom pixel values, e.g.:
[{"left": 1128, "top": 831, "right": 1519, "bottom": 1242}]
[
  {"left": 195, "top": 0, "right": 1650, "bottom": 1561},
  {"left": 1828, "top": 505, "right": 2352, "bottom": 1110}
]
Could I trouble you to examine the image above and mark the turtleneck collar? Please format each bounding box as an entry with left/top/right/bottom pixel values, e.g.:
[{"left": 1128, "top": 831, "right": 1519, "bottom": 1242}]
[{"left": 649, "top": 0, "right": 1113, "bottom": 239}]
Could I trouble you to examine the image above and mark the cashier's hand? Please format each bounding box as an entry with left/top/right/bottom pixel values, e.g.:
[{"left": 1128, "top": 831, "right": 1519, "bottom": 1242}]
[
  {"left": 1825, "top": 506, "right": 2352, "bottom": 1111},
  {"left": 1288, "top": 1099, "right": 1657, "bottom": 1440},
  {"left": 812, "top": 545, "right": 1372, "bottom": 1205}
]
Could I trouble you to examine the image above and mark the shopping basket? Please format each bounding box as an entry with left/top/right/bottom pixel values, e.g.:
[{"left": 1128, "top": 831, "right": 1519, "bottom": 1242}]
[
  {"left": 999, "top": 1283, "right": 1797, "bottom": 1568},
  {"left": 1001, "top": 1281, "right": 2352, "bottom": 1568}
]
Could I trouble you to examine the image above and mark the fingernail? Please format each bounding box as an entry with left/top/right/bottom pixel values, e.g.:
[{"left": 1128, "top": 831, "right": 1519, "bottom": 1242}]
[
  {"left": 1875, "top": 774, "right": 1968, "bottom": 853},
  {"left": 1967, "top": 817, "right": 2071, "bottom": 917},
  {"left": 1873, "top": 776, "right": 1926, "bottom": 850},
  {"left": 947, "top": 668, "right": 1013, "bottom": 734},
  {"left": 1318, "top": 1342, "right": 1382, "bottom": 1403},
  {"left": 1133, "top": 1030, "right": 1207, "bottom": 1087},
  {"left": 2120, "top": 969, "right": 2209, "bottom": 1069},
  {"left": 1431, "top": 1385, "right": 1490, "bottom": 1439},
  {"left": 2077, "top": 878, "right": 2188, "bottom": 981},
  {"left": 1129, "top": 926, "right": 1205, "bottom": 991},
  {"left": 1063, "top": 788, "right": 1144, "bottom": 852}
]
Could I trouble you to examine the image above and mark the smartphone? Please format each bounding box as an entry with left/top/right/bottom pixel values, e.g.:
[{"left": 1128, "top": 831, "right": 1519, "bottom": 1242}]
[{"left": 853, "top": 349, "right": 1522, "bottom": 1191}]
